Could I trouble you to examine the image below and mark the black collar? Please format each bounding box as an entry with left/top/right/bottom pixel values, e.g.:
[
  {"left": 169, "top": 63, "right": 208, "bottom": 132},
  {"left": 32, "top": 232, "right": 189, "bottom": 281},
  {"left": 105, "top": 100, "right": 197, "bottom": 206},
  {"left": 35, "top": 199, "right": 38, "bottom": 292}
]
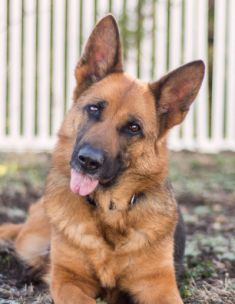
[
  {"left": 85, "top": 192, "right": 144, "bottom": 208},
  {"left": 86, "top": 196, "right": 96, "bottom": 207}
]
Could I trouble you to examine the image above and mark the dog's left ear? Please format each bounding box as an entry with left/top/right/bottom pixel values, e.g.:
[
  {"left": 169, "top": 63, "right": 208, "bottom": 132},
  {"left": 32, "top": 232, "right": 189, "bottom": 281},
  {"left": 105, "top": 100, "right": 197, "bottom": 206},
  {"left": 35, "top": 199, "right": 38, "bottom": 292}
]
[
  {"left": 75, "top": 15, "right": 123, "bottom": 97},
  {"left": 149, "top": 60, "right": 205, "bottom": 138}
]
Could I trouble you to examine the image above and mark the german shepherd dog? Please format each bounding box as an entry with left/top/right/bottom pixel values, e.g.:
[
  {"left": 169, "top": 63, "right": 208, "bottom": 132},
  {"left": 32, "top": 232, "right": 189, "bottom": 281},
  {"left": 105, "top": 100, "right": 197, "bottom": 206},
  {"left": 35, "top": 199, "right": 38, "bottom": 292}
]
[{"left": 0, "top": 15, "right": 204, "bottom": 304}]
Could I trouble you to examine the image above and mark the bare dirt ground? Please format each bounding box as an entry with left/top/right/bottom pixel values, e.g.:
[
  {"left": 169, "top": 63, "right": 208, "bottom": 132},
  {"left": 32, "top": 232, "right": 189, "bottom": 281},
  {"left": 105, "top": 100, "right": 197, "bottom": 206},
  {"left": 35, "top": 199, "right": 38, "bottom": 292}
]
[{"left": 0, "top": 151, "right": 234, "bottom": 304}]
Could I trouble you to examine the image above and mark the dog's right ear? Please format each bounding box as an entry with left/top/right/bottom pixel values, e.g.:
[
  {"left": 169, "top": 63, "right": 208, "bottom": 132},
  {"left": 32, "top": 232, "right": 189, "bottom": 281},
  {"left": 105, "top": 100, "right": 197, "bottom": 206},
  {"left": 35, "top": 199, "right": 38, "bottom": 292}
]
[{"left": 74, "top": 15, "right": 123, "bottom": 97}]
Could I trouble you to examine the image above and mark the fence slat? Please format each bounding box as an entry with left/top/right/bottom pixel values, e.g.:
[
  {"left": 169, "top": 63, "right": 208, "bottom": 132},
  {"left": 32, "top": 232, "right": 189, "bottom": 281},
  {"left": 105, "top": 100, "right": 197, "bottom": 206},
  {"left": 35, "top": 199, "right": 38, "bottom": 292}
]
[
  {"left": 38, "top": 0, "right": 50, "bottom": 141},
  {"left": 53, "top": 0, "right": 66, "bottom": 134},
  {"left": 226, "top": 0, "right": 235, "bottom": 147},
  {"left": 168, "top": 0, "right": 183, "bottom": 150},
  {"left": 125, "top": 0, "right": 137, "bottom": 76},
  {"left": 111, "top": 1, "right": 123, "bottom": 22},
  {"left": 0, "top": 0, "right": 7, "bottom": 140},
  {"left": 211, "top": 0, "right": 226, "bottom": 148},
  {"left": 141, "top": 4, "right": 153, "bottom": 80},
  {"left": 66, "top": 0, "right": 79, "bottom": 110},
  {"left": 195, "top": 0, "right": 209, "bottom": 149},
  {"left": 23, "top": 0, "right": 36, "bottom": 143},
  {"left": 96, "top": 0, "right": 109, "bottom": 17},
  {"left": 9, "top": 0, "right": 21, "bottom": 138},
  {"left": 155, "top": 0, "right": 167, "bottom": 78},
  {"left": 83, "top": 0, "right": 94, "bottom": 42},
  {"left": 181, "top": 0, "right": 195, "bottom": 149}
]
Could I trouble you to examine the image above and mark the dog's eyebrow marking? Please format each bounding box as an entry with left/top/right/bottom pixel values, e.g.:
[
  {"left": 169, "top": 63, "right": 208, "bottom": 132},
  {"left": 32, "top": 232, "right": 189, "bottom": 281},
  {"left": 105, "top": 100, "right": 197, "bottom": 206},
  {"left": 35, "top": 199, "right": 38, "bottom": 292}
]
[
  {"left": 98, "top": 100, "right": 108, "bottom": 108},
  {"left": 127, "top": 114, "right": 143, "bottom": 124},
  {"left": 88, "top": 100, "right": 108, "bottom": 108}
]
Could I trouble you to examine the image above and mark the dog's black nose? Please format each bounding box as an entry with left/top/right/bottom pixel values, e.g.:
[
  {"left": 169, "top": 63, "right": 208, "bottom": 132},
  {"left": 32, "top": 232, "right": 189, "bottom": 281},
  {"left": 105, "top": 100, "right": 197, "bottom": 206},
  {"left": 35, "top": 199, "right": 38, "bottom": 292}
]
[{"left": 78, "top": 145, "right": 104, "bottom": 173}]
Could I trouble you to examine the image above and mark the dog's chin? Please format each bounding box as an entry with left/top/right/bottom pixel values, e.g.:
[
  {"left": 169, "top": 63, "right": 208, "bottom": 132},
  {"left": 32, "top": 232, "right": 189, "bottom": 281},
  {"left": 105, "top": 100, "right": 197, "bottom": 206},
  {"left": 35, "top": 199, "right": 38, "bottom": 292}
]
[
  {"left": 99, "top": 167, "right": 124, "bottom": 189},
  {"left": 99, "top": 176, "right": 117, "bottom": 188}
]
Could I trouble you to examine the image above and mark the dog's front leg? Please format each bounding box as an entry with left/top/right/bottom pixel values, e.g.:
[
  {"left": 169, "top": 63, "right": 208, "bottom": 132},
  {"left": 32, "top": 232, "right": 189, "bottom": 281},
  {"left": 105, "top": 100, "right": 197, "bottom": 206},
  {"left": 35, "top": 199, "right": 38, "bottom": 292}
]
[
  {"left": 135, "top": 288, "right": 183, "bottom": 304},
  {"left": 51, "top": 281, "right": 96, "bottom": 304},
  {"left": 50, "top": 263, "right": 98, "bottom": 304},
  {"left": 128, "top": 268, "right": 183, "bottom": 304}
]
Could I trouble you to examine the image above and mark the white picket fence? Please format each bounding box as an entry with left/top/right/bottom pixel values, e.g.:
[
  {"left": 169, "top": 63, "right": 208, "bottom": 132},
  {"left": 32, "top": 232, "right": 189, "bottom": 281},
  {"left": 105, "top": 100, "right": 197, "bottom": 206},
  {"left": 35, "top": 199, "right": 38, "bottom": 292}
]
[{"left": 0, "top": 0, "right": 235, "bottom": 152}]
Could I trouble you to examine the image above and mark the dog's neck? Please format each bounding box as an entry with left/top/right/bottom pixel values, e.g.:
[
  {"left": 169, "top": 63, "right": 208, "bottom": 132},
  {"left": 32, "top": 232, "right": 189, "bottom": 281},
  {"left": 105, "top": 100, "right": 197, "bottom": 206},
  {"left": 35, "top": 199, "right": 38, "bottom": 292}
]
[
  {"left": 82, "top": 173, "right": 169, "bottom": 214},
  {"left": 85, "top": 192, "right": 143, "bottom": 210}
]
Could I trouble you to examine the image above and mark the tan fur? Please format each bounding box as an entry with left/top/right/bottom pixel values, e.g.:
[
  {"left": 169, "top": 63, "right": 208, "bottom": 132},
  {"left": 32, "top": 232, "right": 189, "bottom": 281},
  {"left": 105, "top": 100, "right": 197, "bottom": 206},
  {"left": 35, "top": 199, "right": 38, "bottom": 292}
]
[
  {"left": 15, "top": 198, "right": 50, "bottom": 268},
  {"left": 0, "top": 223, "right": 23, "bottom": 240},
  {"left": 0, "top": 15, "right": 204, "bottom": 303}
]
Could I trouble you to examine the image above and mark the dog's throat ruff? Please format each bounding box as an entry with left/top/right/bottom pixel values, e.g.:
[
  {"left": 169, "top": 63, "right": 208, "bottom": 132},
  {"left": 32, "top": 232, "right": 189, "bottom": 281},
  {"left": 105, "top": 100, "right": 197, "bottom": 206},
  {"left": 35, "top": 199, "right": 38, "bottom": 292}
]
[{"left": 85, "top": 193, "right": 138, "bottom": 209}]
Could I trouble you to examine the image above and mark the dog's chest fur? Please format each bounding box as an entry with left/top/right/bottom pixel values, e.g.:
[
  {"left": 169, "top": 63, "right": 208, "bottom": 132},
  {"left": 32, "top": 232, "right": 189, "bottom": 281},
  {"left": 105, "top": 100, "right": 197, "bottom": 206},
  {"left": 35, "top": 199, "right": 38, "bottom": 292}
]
[{"left": 50, "top": 188, "right": 177, "bottom": 288}]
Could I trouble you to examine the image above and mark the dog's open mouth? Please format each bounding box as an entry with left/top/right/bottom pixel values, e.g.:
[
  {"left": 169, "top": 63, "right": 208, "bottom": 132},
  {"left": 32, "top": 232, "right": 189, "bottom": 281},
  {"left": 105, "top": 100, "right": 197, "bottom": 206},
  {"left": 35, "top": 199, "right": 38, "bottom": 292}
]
[{"left": 70, "top": 169, "right": 99, "bottom": 196}]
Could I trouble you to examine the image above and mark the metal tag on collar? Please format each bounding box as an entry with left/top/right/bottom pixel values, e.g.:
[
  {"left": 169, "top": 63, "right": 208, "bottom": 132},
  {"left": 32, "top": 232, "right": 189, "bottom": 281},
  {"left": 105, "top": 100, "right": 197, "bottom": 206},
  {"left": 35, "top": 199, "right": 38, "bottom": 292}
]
[{"left": 130, "top": 194, "right": 137, "bottom": 206}]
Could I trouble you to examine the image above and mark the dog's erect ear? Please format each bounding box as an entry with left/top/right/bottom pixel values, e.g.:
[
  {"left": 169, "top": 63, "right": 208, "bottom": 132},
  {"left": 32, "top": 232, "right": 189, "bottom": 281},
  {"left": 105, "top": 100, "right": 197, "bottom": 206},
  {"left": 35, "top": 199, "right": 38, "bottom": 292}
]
[
  {"left": 75, "top": 15, "right": 123, "bottom": 96},
  {"left": 149, "top": 60, "right": 205, "bottom": 138}
]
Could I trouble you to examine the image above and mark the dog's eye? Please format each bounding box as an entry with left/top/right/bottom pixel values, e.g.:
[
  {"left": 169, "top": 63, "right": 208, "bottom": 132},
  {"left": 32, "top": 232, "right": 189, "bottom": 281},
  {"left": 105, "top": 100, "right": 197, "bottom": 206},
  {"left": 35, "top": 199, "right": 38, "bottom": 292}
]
[
  {"left": 85, "top": 101, "right": 107, "bottom": 120},
  {"left": 128, "top": 123, "right": 141, "bottom": 133},
  {"left": 86, "top": 104, "right": 100, "bottom": 119},
  {"left": 88, "top": 105, "right": 99, "bottom": 113}
]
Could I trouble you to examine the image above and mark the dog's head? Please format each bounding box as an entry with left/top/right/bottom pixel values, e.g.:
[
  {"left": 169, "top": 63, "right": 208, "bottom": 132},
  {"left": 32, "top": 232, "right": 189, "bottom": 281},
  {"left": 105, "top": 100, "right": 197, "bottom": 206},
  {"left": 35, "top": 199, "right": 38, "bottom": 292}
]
[{"left": 56, "top": 15, "right": 205, "bottom": 197}]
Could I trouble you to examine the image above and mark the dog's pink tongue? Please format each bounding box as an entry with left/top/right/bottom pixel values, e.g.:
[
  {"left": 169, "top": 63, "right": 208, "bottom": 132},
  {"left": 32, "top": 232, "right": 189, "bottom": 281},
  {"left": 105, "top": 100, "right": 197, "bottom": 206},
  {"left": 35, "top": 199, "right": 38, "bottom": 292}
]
[{"left": 70, "top": 169, "right": 99, "bottom": 196}]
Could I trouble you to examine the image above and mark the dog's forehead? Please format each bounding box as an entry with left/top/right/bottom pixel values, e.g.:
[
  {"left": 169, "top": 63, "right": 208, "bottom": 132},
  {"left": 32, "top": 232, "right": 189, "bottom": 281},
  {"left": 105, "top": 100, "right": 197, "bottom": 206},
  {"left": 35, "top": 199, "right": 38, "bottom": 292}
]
[
  {"left": 77, "top": 73, "right": 158, "bottom": 131},
  {"left": 88, "top": 73, "right": 156, "bottom": 111}
]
